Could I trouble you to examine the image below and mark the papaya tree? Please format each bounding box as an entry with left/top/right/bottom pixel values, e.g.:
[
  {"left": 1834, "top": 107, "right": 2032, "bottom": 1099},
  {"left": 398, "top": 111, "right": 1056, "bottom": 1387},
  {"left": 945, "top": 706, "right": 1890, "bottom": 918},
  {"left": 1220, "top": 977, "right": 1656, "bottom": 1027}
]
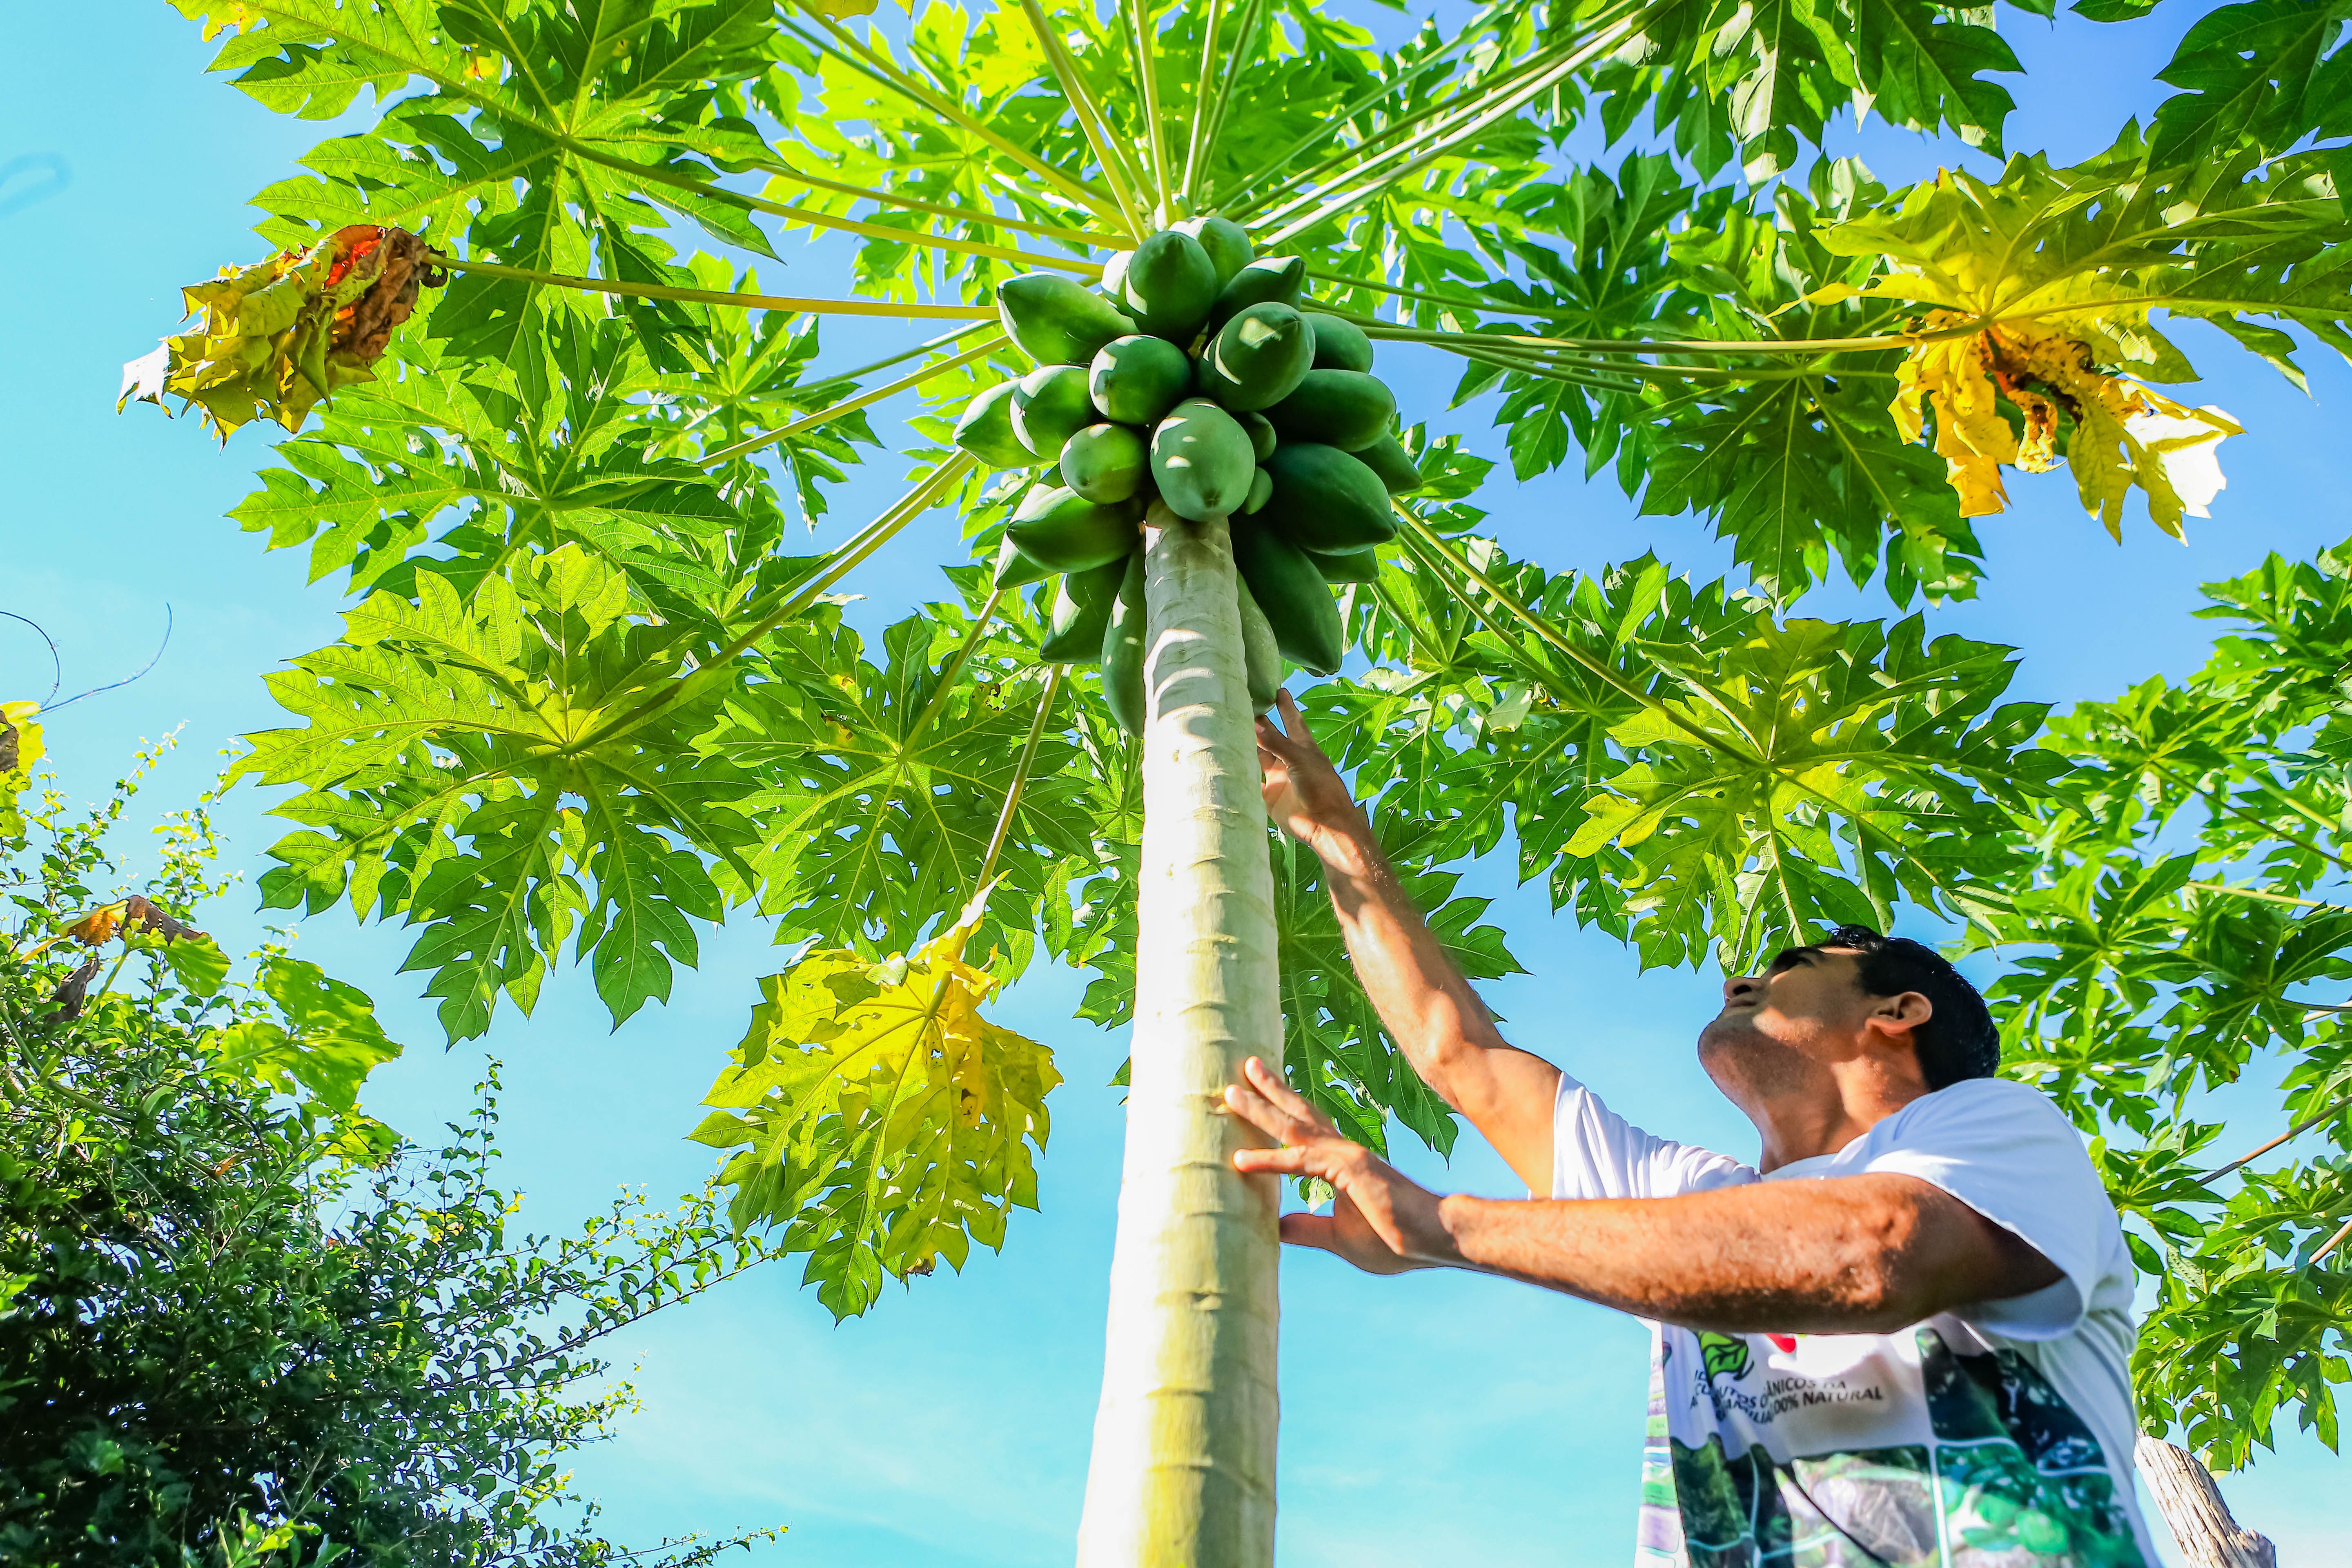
[{"left": 123, "top": 0, "right": 2350, "bottom": 1558}]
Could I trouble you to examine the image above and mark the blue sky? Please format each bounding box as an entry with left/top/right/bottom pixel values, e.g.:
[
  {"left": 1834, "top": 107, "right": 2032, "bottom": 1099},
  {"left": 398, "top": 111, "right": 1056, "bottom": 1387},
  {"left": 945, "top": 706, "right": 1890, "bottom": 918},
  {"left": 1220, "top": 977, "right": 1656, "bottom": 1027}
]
[{"left": 4, "top": 2, "right": 2346, "bottom": 1563}]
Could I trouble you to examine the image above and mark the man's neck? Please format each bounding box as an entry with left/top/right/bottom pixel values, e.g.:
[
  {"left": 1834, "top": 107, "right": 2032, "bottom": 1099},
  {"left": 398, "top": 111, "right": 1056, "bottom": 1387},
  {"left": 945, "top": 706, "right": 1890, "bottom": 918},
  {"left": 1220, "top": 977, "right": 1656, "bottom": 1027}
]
[{"left": 1751, "top": 1069, "right": 1930, "bottom": 1174}]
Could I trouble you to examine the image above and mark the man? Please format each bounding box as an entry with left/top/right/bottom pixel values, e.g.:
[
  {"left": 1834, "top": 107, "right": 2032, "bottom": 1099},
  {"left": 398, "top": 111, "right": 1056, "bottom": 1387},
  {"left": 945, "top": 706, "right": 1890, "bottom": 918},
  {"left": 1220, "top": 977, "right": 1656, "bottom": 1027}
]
[{"left": 1229, "top": 694, "right": 2152, "bottom": 1567}]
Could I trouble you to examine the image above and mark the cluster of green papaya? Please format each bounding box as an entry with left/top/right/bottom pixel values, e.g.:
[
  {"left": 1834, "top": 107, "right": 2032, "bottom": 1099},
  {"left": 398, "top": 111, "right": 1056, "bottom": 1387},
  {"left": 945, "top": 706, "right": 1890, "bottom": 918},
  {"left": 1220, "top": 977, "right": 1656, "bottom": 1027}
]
[{"left": 953, "top": 216, "right": 1423, "bottom": 734}]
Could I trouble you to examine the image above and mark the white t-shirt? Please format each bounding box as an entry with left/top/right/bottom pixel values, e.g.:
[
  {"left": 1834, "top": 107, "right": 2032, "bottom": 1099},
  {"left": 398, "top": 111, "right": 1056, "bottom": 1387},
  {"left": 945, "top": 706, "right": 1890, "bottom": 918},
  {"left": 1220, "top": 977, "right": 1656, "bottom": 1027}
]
[{"left": 1549, "top": 1073, "right": 2154, "bottom": 1568}]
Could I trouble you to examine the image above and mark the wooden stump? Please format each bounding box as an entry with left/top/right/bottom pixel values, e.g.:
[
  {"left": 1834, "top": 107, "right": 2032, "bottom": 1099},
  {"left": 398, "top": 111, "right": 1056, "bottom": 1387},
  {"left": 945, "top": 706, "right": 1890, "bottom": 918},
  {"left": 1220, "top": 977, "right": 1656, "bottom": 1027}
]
[{"left": 2134, "top": 1437, "right": 2276, "bottom": 1568}]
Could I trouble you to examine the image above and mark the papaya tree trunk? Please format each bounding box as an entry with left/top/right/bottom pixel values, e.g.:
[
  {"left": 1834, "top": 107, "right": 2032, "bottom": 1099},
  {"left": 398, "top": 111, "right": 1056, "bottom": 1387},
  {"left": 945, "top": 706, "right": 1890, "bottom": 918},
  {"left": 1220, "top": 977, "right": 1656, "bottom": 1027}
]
[{"left": 1076, "top": 508, "right": 1283, "bottom": 1566}]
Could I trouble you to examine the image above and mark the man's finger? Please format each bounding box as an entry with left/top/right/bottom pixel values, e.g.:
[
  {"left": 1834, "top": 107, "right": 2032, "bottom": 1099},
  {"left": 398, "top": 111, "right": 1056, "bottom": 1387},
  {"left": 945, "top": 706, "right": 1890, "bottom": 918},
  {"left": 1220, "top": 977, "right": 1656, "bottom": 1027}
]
[
  {"left": 1255, "top": 716, "right": 1307, "bottom": 766},
  {"left": 1232, "top": 1142, "right": 1314, "bottom": 1176},
  {"left": 1243, "top": 1055, "right": 1336, "bottom": 1135},
  {"left": 1223, "top": 1080, "right": 1326, "bottom": 1149},
  {"left": 1270, "top": 690, "right": 1337, "bottom": 768},
  {"left": 1278, "top": 1210, "right": 1341, "bottom": 1252}
]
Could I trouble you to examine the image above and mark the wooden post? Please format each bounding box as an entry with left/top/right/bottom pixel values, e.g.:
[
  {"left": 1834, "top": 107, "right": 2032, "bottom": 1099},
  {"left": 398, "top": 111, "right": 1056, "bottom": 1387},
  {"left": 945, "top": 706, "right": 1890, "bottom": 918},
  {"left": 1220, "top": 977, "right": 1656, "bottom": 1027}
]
[{"left": 2134, "top": 1437, "right": 2276, "bottom": 1568}]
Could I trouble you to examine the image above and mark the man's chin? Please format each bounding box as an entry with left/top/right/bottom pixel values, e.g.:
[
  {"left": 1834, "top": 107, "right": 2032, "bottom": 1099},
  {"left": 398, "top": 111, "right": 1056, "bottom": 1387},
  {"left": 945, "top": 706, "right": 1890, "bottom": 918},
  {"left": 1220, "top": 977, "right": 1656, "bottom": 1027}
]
[{"left": 1696, "top": 1016, "right": 1758, "bottom": 1063}]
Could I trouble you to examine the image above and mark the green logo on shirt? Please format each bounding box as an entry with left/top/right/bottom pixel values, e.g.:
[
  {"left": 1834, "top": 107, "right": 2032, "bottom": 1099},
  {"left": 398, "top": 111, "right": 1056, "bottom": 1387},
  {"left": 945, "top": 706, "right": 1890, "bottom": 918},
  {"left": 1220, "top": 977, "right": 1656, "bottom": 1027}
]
[{"left": 1698, "top": 1332, "right": 1752, "bottom": 1382}]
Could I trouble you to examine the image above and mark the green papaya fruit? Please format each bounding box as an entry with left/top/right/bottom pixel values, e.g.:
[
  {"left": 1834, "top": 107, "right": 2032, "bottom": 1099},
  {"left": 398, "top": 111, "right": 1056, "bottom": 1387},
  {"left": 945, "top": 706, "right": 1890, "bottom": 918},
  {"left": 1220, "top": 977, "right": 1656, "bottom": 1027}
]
[
  {"left": 1101, "top": 250, "right": 1133, "bottom": 299},
  {"left": 998, "top": 273, "right": 1137, "bottom": 366},
  {"left": 1007, "top": 484, "right": 1139, "bottom": 572},
  {"left": 1241, "top": 466, "right": 1272, "bottom": 515},
  {"left": 1039, "top": 555, "right": 1128, "bottom": 664},
  {"left": 1206, "top": 254, "right": 1305, "bottom": 331},
  {"left": 1101, "top": 550, "right": 1149, "bottom": 736},
  {"left": 1257, "top": 442, "right": 1396, "bottom": 552},
  {"left": 1149, "top": 398, "right": 1258, "bottom": 521},
  {"left": 1089, "top": 334, "right": 1192, "bottom": 425},
  {"left": 1172, "top": 215, "right": 1255, "bottom": 287},
  {"left": 1236, "top": 577, "right": 1283, "bottom": 713},
  {"left": 1233, "top": 521, "right": 1344, "bottom": 677},
  {"left": 1352, "top": 432, "right": 1426, "bottom": 495},
  {"left": 1011, "top": 363, "right": 1102, "bottom": 458},
  {"left": 993, "top": 532, "right": 1054, "bottom": 589},
  {"left": 1265, "top": 368, "right": 1397, "bottom": 450},
  {"left": 1305, "top": 546, "right": 1379, "bottom": 584},
  {"left": 953, "top": 380, "right": 1036, "bottom": 470},
  {"left": 1196, "top": 303, "right": 1314, "bottom": 413},
  {"left": 1304, "top": 311, "right": 1375, "bottom": 373},
  {"left": 1237, "top": 409, "right": 1277, "bottom": 461},
  {"left": 1061, "top": 422, "right": 1148, "bottom": 504},
  {"left": 1117, "top": 229, "right": 1219, "bottom": 343}
]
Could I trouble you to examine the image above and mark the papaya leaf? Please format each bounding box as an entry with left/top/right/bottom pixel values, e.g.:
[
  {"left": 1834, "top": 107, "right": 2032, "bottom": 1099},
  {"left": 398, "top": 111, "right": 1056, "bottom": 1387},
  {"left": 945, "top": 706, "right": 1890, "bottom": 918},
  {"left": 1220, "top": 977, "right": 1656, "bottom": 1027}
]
[
  {"left": 1469, "top": 164, "right": 1984, "bottom": 604},
  {"left": 2143, "top": 0, "right": 2352, "bottom": 167},
  {"left": 633, "top": 256, "right": 882, "bottom": 527},
  {"left": 225, "top": 310, "right": 821, "bottom": 611},
  {"left": 690, "top": 884, "right": 1058, "bottom": 1319},
  {"left": 175, "top": 0, "right": 782, "bottom": 363},
  {"left": 158, "top": 934, "right": 234, "bottom": 1002},
  {"left": 210, "top": 953, "right": 405, "bottom": 1161},
  {"left": 234, "top": 545, "right": 759, "bottom": 1040},
  {"left": 1340, "top": 540, "right": 2052, "bottom": 973},
  {"left": 1586, "top": 0, "right": 2019, "bottom": 182},
  {"left": 214, "top": 954, "right": 405, "bottom": 1111},
  {"left": 707, "top": 591, "right": 1094, "bottom": 976}
]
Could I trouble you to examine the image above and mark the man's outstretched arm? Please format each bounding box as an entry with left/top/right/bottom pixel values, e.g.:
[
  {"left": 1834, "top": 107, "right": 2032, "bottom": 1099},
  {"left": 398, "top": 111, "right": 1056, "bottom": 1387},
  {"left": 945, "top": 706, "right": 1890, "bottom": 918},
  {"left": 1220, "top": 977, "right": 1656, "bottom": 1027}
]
[
  {"left": 1258, "top": 693, "right": 1562, "bottom": 1193},
  {"left": 1224, "top": 1058, "right": 2062, "bottom": 1333}
]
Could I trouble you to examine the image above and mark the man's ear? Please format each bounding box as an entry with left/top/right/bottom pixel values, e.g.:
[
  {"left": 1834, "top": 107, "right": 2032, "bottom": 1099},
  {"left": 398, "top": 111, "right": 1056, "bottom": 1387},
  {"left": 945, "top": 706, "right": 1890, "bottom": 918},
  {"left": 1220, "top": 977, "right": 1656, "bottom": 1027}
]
[{"left": 1863, "top": 989, "right": 1933, "bottom": 1049}]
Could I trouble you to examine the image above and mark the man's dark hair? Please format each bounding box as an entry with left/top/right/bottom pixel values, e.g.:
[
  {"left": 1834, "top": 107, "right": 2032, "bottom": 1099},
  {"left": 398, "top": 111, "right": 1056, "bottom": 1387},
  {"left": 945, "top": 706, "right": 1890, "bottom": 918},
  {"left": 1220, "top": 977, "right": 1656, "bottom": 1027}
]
[{"left": 1821, "top": 924, "right": 1999, "bottom": 1090}]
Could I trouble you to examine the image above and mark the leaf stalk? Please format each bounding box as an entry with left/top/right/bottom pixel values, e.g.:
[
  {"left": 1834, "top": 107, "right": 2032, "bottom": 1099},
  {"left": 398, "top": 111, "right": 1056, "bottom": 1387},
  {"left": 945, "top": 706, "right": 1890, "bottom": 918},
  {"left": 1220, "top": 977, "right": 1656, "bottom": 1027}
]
[
  {"left": 1394, "top": 510, "right": 1737, "bottom": 756},
  {"left": 697, "top": 336, "right": 1009, "bottom": 469},
  {"left": 978, "top": 666, "right": 1065, "bottom": 889},
  {"left": 430, "top": 256, "right": 998, "bottom": 320},
  {"left": 760, "top": 162, "right": 1102, "bottom": 247},
  {"left": 1128, "top": 0, "right": 1173, "bottom": 218},
  {"left": 789, "top": 11, "right": 1123, "bottom": 223},
  {"left": 1176, "top": 0, "right": 1227, "bottom": 207},
  {"left": 1017, "top": 0, "right": 1155, "bottom": 236},
  {"left": 586, "top": 455, "right": 980, "bottom": 752},
  {"left": 1193, "top": 0, "right": 1271, "bottom": 206}
]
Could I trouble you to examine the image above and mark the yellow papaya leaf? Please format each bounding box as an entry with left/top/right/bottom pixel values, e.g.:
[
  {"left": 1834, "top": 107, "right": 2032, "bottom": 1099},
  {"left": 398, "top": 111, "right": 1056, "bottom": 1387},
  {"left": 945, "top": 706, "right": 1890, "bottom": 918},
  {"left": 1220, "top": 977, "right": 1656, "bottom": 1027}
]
[
  {"left": 1890, "top": 309, "right": 2239, "bottom": 532},
  {"left": 1815, "top": 151, "right": 2298, "bottom": 533},
  {"left": 1891, "top": 327, "right": 2020, "bottom": 518},
  {"left": 690, "top": 882, "right": 1058, "bottom": 1319},
  {"left": 118, "top": 225, "right": 444, "bottom": 441},
  {"left": 0, "top": 701, "right": 43, "bottom": 840}
]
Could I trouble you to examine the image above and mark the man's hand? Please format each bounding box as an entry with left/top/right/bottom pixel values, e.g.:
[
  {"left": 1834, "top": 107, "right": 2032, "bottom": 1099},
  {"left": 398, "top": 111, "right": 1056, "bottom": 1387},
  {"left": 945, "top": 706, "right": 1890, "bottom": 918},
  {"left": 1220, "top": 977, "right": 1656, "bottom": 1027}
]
[
  {"left": 1256, "top": 692, "right": 1368, "bottom": 858},
  {"left": 1225, "top": 1056, "right": 1458, "bottom": 1274}
]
